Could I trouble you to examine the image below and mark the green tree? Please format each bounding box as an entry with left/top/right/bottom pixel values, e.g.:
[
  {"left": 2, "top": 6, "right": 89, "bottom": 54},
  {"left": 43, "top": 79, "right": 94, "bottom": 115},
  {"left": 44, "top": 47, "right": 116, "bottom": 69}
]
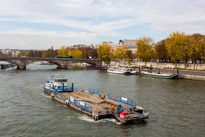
[
  {"left": 97, "top": 44, "right": 112, "bottom": 64},
  {"left": 135, "top": 37, "right": 154, "bottom": 66}
]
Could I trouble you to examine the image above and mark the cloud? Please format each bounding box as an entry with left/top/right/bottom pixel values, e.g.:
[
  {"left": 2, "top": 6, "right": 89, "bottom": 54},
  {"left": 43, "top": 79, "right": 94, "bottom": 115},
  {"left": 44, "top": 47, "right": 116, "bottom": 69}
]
[{"left": 0, "top": 0, "right": 204, "bottom": 49}]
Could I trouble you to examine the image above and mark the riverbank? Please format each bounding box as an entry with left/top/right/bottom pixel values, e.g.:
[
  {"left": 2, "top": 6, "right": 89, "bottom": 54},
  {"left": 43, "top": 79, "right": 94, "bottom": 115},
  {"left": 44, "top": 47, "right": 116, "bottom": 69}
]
[
  {"left": 109, "top": 61, "right": 205, "bottom": 81},
  {"left": 110, "top": 60, "right": 205, "bottom": 71},
  {"left": 156, "top": 69, "right": 205, "bottom": 81}
]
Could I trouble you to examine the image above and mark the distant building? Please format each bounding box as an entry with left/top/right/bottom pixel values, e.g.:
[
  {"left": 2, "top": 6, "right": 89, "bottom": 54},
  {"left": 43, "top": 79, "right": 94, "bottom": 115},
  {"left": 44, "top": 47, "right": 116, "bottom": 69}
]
[
  {"left": 0, "top": 49, "right": 31, "bottom": 57},
  {"left": 71, "top": 44, "right": 87, "bottom": 49},
  {"left": 69, "top": 44, "right": 97, "bottom": 49},
  {"left": 119, "top": 39, "right": 137, "bottom": 53},
  {"left": 99, "top": 41, "right": 119, "bottom": 50}
]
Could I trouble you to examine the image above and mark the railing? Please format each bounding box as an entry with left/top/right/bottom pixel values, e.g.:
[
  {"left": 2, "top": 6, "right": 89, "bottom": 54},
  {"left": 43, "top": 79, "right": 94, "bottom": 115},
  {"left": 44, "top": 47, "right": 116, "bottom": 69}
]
[
  {"left": 69, "top": 96, "right": 92, "bottom": 113},
  {"left": 88, "top": 88, "right": 136, "bottom": 107},
  {"left": 88, "top": 88, "right": 105, "bottom": 96},
  {"left": 108, "top": 93, "right": 136, "bottom": 107},
  {"left": 53, "top": 92, "right": 67, "bottom": 101}
]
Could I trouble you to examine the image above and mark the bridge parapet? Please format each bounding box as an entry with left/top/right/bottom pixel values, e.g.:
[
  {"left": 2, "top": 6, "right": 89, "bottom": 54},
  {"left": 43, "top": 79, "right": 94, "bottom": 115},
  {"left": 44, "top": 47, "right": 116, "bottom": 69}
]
[{"left": 0, "top": 57, "right": 102, "bottom": 70}]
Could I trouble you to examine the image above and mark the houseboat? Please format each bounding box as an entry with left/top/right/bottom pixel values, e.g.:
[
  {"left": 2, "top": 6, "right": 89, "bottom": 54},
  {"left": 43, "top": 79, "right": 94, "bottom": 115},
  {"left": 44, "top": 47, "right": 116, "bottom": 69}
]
[
  {"left": 141, "top": 71, "right": 177, "bottom": 79},
  {"left": 107, "top": 66, "right": 136, "bottom": 74}
]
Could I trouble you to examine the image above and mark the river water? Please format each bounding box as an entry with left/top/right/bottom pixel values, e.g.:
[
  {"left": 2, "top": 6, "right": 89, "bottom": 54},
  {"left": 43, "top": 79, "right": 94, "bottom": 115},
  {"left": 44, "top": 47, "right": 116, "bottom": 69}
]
[{"left": 0, "top": 65, "right": 205, "bottom": 137}]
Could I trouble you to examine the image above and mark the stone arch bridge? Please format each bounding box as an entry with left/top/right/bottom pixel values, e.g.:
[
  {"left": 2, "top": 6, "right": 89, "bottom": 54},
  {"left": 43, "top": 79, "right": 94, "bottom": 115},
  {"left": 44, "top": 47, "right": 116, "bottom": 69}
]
[{"left": 0, "top": 57, "right": 102, "bottom": 70}]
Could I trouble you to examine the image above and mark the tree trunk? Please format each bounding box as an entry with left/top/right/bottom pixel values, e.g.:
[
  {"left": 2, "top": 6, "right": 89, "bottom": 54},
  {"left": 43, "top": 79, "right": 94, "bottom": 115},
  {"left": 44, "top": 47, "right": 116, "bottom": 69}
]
[
  {"left": 175, "top": 62, "right": 177, "bottom": 69},
  {"left": 184, "top": 59, "right": 186, "bottom": 69}
]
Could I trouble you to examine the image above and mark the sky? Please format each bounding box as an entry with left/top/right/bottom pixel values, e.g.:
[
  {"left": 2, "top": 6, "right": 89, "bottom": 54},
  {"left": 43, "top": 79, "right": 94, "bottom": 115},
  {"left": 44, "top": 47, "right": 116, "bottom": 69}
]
[{"left": 0, "top": 0, "right": 204, "bottom": 49}]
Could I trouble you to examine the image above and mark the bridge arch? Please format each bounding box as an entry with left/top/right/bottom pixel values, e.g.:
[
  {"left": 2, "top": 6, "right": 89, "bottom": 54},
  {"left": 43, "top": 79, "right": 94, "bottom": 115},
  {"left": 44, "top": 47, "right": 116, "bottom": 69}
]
[{"left": 0, "top": 57, "right": 102, "bottom": 70}]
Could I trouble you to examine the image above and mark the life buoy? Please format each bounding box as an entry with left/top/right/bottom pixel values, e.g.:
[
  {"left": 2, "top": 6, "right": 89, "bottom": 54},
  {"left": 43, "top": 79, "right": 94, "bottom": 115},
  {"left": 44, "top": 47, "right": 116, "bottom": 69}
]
[{"left": 113, "top": 96, "right": 116, "bottom": 99}]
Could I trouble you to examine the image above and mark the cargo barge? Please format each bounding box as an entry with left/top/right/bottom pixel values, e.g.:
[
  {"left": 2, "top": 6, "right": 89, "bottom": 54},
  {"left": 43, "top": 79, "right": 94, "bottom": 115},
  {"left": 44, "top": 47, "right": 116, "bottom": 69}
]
[{"left": 44, "top": 75, "right": 149, "bottom": 124}]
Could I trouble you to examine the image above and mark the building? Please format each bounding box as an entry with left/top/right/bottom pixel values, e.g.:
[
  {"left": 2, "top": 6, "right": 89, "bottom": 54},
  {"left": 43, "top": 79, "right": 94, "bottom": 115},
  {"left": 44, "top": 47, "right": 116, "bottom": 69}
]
[
  {"left": 119, "top": 39, "right": 137, "bottom": 53},
  {"left": 99, "top": 41, "right": 119, "bottom": 50}
]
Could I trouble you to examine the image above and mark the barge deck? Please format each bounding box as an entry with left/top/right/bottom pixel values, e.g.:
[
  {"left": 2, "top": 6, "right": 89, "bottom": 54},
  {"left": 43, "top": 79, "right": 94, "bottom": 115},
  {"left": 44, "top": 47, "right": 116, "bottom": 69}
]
[{"left": 44, "top": 89, "right": 148, "bottom": 123}]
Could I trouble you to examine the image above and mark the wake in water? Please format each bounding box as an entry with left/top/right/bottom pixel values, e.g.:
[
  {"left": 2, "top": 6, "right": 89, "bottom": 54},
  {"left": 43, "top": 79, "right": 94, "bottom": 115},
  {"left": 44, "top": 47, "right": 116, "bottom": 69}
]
[
  {"left": 39, "top": 84, "right": 45, "bottom": 87},
  {"left": 40, "top": 93, "right": 50, "bottom": 98},
  {"left": 77, "top": 115, "right": 121, "bottom": 125}
]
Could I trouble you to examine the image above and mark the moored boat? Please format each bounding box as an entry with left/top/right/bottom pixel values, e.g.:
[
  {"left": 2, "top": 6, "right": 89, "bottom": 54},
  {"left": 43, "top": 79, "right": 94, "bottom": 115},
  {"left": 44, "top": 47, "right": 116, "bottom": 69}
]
[
  {"left": 141, "top": 71, "right": 177, "bottom": 79},
  {"left": 107, "top": 66, "right": 136, "bottom": 74}
]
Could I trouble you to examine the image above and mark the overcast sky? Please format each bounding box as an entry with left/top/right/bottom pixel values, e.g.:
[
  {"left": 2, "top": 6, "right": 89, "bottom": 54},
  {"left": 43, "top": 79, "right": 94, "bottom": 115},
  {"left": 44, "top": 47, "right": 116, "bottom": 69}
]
[{"left": 0, "top": 0, "right": 204, "bottom": 49}]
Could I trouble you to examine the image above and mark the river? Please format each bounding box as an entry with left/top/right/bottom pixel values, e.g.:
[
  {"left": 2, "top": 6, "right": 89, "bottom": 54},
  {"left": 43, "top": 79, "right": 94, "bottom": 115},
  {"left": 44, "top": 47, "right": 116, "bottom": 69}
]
[{"left": 0, "top": 64, "right": 205, "bottom": 137}]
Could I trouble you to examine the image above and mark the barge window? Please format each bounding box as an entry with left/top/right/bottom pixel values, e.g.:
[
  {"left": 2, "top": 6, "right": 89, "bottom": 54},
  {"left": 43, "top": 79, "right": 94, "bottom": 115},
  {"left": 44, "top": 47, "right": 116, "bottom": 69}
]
[{"left": 55, "top": 79, "right": 67, "bottom": 82}]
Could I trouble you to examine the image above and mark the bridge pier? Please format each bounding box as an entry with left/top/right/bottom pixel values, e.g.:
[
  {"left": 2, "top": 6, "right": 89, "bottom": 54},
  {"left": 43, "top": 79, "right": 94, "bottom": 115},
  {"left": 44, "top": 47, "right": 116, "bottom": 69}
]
[
  {"left": 17, "top": 65, "right": 26, "bottom": 70},
  {"left": 56, "top": 65, "right": 69, "bottom": 69}
]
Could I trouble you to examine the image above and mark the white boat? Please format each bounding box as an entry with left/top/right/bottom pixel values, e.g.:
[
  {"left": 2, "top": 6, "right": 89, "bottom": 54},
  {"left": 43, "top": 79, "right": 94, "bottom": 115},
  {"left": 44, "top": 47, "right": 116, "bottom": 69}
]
[
  {"left": 44, "top": 75, "right": 74, "bottom": 94},
  {"left": 107, "top": 66, "right": 136, "bottom": 74},
  {"left": 141, "top": 71, "right": 177, "bottom": 79}
]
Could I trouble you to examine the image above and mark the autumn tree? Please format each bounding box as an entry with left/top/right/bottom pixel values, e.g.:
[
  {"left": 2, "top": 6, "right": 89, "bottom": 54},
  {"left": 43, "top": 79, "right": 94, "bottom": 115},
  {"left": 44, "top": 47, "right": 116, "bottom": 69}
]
[
  {"left": 17, "top": 52, "right": 24, "bottom": 57},
  {"left": 165, "top": 32, "right": 190, "bottom": 68},
  {"left": 189, "top": 33, "right": 205, "bottom": 69},
  {"left": 136, "top": 37, "right": 154, "bottom": 66},
  {"left": 57, "top": 46, "right": 67, "bottom": 56},
  {"left": 113, "top": 46, "right": 132, "bottom": 65},
  {"left": 126, "top": 49, "right": 132, "bottom": 65},
  {"left": 154, "top": 40, "right": 169, "bottom": 62},
  {"left": 97, "top": 44, "right": 112, "bottom": 64},
  {"left": 71, "top": 49, "right": 83, "bottom": 58},
  {"left": 67, "top": 47, "right": 72, "bottom": 56},
  {"left": 113, "top": 46, "right": 127, "bottom": 60}
]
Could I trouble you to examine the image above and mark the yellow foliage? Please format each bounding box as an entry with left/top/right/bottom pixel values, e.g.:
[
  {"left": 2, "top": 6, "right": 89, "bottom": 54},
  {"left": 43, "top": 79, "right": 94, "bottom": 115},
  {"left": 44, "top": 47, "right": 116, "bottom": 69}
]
[
  {"left": 165, "top": 32, "right": 190, "bottom": 62},
  {"left": 97, "top": 44, "right": 112, "bottom": 64},
  {"left": 135, "top": 37, "right": 154, "bottom": 65},
  {"left": 113, "top": 46, "right": 128, "bottom": 60},
  {"left": 71, "top": 49, "right": 83, "bottom": 58},
  {"left": 67, "top": 48, "right": 72, "bottom": 56},
  {"left": 57, "top": 46, "right": 66, "bottom": 56},
  {"left": 17, "top": 52, "right": 23, "bottom": 57}
]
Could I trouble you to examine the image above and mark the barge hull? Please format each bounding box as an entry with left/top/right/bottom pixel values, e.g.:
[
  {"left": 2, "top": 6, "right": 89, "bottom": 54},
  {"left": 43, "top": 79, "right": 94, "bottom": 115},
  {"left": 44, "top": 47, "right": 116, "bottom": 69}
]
[{"left": 44, "top": 89, "right": 148, "bottom": 123}]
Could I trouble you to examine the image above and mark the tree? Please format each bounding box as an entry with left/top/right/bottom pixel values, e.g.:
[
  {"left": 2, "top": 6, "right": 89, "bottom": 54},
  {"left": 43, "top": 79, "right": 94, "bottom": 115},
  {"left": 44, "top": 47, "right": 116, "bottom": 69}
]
[
  {"left": 57, "top": 46, "right": 67, "bottom": 56},
  {"left": 165, "top": 32, "right": 190, "bottom": 68},
  {"left": 97, "top": 44, "right": 112, "bottom": 64},
  {"left": 189, "top": 33, "right": 205, "bottom": 69},
  {"left": 126, "top": 49, "right": 132, "bottom": 65},
  {"left": 113, "top": 46, "right": 127, "bottom": 60},
  {"left": 17, "top": 52, "right": 24, "bottom": 57},
  {"left": 135, "top": 37, "right": 154, "bottom": 66},
  {"left": 113, "top": 46, "right": 132, "bottom": 65},
  {"left": 154, "top": 40, "right": 169, "bottom": 62},
  {"left": 71, "top": 49, "right": 83, "bottom": 58},
  {"left": 67, "top": 47, "right": 72, "bottom": 56}
]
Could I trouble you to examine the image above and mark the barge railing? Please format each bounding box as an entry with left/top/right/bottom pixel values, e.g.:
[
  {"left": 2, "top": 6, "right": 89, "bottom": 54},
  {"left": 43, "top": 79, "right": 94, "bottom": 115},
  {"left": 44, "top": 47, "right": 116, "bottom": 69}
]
[
  {"left": 53, "top": 92, "right": 67, "bottom": 101},
  {"left": 69, "top": 96, "right": 92, "bottom": 113},
  {"left": 88, "top": 88, "right": 136, "bottom": 107},
  {"left": 108, "top": 94, "right": 136, "bottom": 107},
  {"left": 88, "top": 88, "right": 105, "bottom": 96}
]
